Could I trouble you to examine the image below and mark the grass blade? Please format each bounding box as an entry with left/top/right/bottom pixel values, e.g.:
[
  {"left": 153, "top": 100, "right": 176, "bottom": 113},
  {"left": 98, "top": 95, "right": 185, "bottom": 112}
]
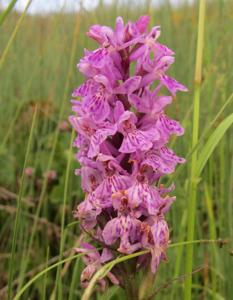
[
  {"left": 53, "top": 130, "right": 75, "bottom": 299},
  {"left": 184, "top": 1, "right": 206, "bottom": 299},
  {"left": 42, "top": 247, "right": 50, "bottom": 300},
  {"left": 0, "top": 0, "right": 33, "bottom": 70},
  {"left": 196, "top": 113, "right": 233, "bottom": 176},
  {"left": 7, "top": 105, "right": 38, "bottom": 300},
  {"left": 68, "top": 257, "right": 81, "bottom": 300},
  {"left": 0, "top": 0, "right": 18, "bottom": 26},
  {"left": 168, "top": 92, "right": 233, "bottom": 184},
  {"left": 204, "top": 183, "right": 219, "bottom": 296},
  {"left": 13, "top": 253, "right": 85, "bottom": 300}
]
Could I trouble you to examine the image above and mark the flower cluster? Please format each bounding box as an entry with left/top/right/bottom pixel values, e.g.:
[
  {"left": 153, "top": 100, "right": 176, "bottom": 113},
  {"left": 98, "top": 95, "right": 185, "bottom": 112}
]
[{"left": 69, "top": 15, "right": 187, "bottom": 287}]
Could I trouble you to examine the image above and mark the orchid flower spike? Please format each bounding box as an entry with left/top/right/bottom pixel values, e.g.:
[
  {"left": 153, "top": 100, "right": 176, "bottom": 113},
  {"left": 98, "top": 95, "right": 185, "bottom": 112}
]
[{"left": 69, "top": 15, "right": 187, "bottom": 289}]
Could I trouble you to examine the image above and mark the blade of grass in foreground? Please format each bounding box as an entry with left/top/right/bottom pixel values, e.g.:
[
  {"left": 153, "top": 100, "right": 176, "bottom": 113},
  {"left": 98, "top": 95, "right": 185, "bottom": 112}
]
[
  {"left": 0, "top": 0, "right": 33, "bottom": 71},
  {"left": 184, "top": 1, "right": 206, "bottom": 299},
  {"left": 42, "top": 247, "right": 50, "bottom": 300},
  {"left": 170, "top": 211, "right": 187, "bottom": 300},
  {"left": 196, "top": 113, "right": 233, "bottom": 176},
  {"left": 82, "top": 239, "right": 225, "bottom": 300},
  {"left": 168, "top": 91, "right": 233, "bottom": 184},
  {"left": 204, "top": 183, "right": 219, "bottom": 297},
  {"left": 7, "top": 105, "right": 38, "bottom": 300},
  {"left": 68, "top": 256, "right": 81, "bottom": 300},
  {"left": 0, "top": 0, "right": 18, "bottom": 26},
  {"left": 54, "top": 129, "right": 75, "bottom": 299},
  {"left": 13, "top": 253, "right": 85, "bottom": 300}
]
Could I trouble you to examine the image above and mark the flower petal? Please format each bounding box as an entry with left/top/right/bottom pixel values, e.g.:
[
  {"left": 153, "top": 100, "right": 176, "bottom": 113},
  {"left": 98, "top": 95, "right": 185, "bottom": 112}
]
[
  {"left": 157, "top": 114, "right": 184, "bottom": 137},
  {"left": 100, "top": 248, "right": 114, "bottom": 263},
  {"left": 115, "top": 16, "right": 125, "bottom": 44},
  {"left": 119, "top": 127, "right": 159, "bottom": 153},
  {"left": 87, "top": 25, "right": 114, "bottom": 45},
  {"left": 114, "top": 101, "right": 125, "bottom": 122},
  {"left": 102, "top": 218, "right": 121, "bottom": 245},
  {"left": 88, "top": 124, "right": 117, "bottom": 158},
  {"left": 160, "top": 75, "right": 188, "bottom": 95},
  {"left": 135, "top": 15, "right": 150, "bottom": 33},
  {"left": 114, "top": 76, "right": 141, "bottom": 94},
  {"left": 83, "top": 92, "right": 110, "bottom": 122}
]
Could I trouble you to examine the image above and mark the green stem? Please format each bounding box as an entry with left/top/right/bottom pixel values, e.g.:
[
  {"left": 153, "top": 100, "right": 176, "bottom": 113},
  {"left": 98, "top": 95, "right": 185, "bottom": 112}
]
[
  {"left": 0, "top": 0, "right": 17, "bottom": 26},
  {"left": 125, "top": 280, "right": 138, "bottom": 300},
  {"left": 204, "top": 183, "right": 219, "bottom": 298},
  {"left": 53, "top": 129, "right": 75, "bottom": 299},
  {"left": 123, "top": 262, "right": 139, "bottom": 300},
  {"left": 0, "top": 0, "right": 33, "bottom": 70},
  {"left": 184, "top": 1, "right": 206, "bottom": 300},
  {"left": 7, "top": 105, "right": 38, "bottom": 300}
]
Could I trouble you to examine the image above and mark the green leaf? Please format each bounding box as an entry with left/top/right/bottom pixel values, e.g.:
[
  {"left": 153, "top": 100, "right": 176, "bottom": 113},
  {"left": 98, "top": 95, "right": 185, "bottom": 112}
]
[
  {"left": 196, "top": 113, "right": 233, "bottom": 177},
  {"left": 0, "top": 0, "right": 17, "bottom": 26},
  {"left": 0, "top": 0, "right": 33, "bottom": 70}
]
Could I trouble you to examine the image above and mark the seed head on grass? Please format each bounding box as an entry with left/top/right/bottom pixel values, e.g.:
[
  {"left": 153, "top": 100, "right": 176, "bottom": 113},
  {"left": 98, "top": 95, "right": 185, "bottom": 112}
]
[{"left": 69, "top": 15, "right": 187, "bottom": 289}]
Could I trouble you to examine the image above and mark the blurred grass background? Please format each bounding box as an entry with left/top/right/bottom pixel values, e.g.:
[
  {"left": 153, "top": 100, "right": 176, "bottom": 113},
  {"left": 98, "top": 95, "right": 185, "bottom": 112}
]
[{"left": 0, "top": 0, "right": 232, "bottom": 299}]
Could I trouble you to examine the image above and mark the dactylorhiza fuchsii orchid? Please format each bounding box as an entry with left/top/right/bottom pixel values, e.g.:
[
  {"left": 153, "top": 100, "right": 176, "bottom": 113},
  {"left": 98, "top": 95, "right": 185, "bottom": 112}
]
[{"left": 69, "top": 15, "right": 187, "bottom": 290}]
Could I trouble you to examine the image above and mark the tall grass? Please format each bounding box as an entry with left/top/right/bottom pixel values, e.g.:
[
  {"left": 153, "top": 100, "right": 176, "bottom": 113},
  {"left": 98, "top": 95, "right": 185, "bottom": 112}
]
[
  {"left": 0, "top": 0, "right": 32, "bottom": 70},
  {"left": 7, "top": 105, "right": 38, "bottom": 300},
  {"left": 0, "top": 1, "right": 232, "bottom": 299},
  {"left": 0, "top": 0, "right": 18, "bottom": 26},
  {"left": 184, "top": 1, "right": 206, "bottom": 299}
]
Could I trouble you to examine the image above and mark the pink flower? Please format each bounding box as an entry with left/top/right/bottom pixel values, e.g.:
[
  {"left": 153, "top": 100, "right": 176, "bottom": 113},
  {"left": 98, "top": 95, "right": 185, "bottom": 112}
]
[
  {"left": 75, "top": 243, "right": 119, "bottom": 288},
  {"left": 69, "top": 15, "right": 187, "bottom": 286},
  {"left": 43, "top": 170, "right": 57, "bottom": 182},
  {"left": 25, "top": 167, "right": 34, "bottom": 178}
]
